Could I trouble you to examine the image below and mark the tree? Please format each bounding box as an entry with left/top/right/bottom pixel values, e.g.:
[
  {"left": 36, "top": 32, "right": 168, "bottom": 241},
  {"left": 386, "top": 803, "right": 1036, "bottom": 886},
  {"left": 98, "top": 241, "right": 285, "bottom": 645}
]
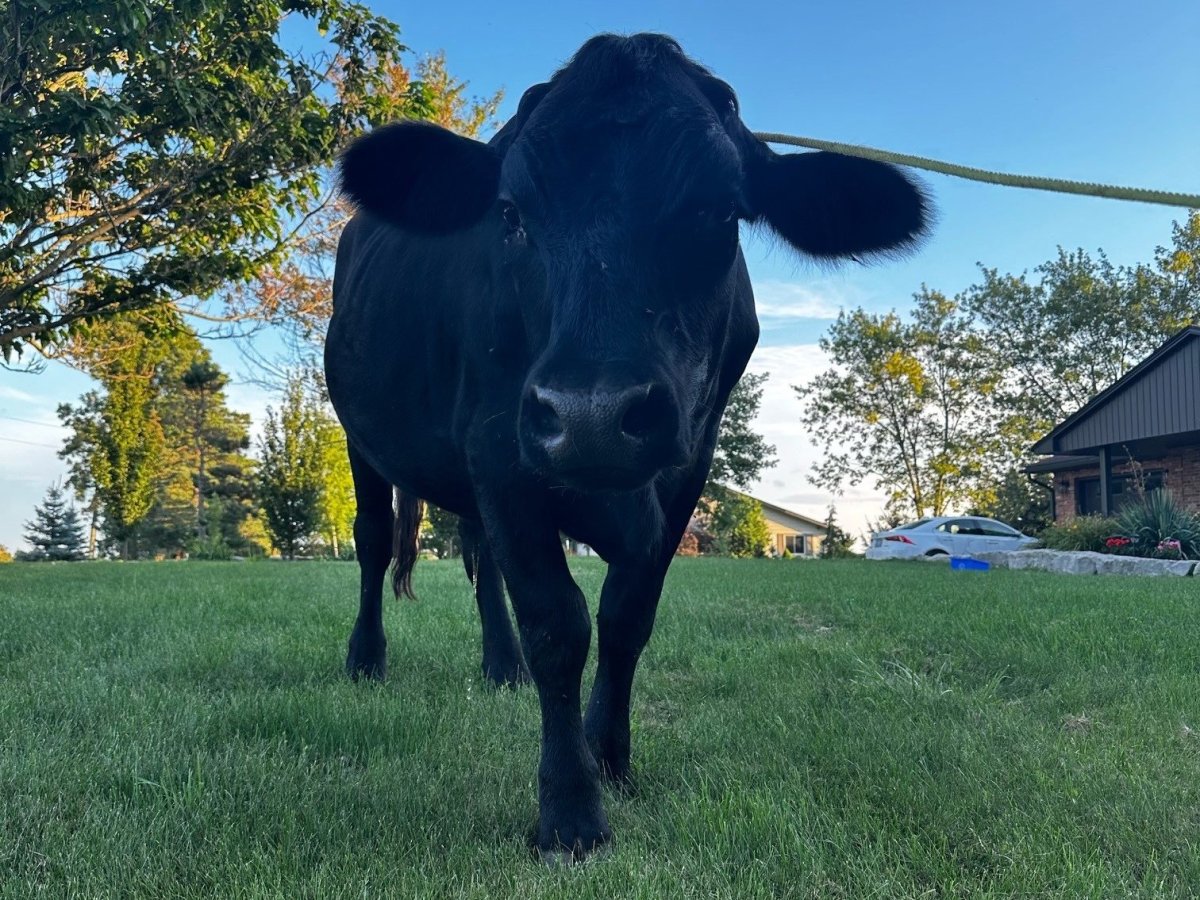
[
  {"left": 707, "top": 373, "right": 777, "bottom": 493},
  {"left": 56, "top": 314, "right": 171, "bottom": 557},
  {"left": 712, "top": 493, "right": 771, "bottom": 558},
  {"left": 961, "top": 244, "right": 1195, "bottom": 449},
  {"left": 820, "top": 505, "right": 857, "bottom": 558},
  {"left": 58, "top": 311, "right": 259, "bottom": 558},
  {"left": 19, "top": 483, "right": 86, "bottom": 561},
  {"left": 1, "top": 0, "right": 414, "bottom": 357},
  {"left": 422, "top": 505, "right": 462, "bottom": 559},
  {"left": 157, "top": 355, "right": 259, "bottom": 558},
  {"left": 178, "top": 361, "right": 227, "bottom": 539},
  {"left": 216, "top": 51, "right": 503, "bottom": 376},
  {"left": 694, "top": 372, "right": 778, "bottom": 553},
  {"left": 1157, "top": 211, "right": 1200, "bottom": 316},
  {"left": 951, "top": 220, "right": 1199, "bottom": 518},
  {"left": 0, "top": 545, "right": 12, "bottom": 563},
  {"left": 258, "top": 378, "right": 325, "bottom": 558},
  {"left": 797, "top": 290, "right": 1001, "bottom": 520},
  {"left": 317, "top": 420, "right": 356, "bottom": 558}
]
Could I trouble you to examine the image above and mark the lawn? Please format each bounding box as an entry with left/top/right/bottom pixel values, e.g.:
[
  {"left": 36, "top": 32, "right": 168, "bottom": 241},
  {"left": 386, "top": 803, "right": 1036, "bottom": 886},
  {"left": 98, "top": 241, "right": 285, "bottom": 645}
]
[{"left": 2, "top": 558, "right": 1198, "bottom": 898}]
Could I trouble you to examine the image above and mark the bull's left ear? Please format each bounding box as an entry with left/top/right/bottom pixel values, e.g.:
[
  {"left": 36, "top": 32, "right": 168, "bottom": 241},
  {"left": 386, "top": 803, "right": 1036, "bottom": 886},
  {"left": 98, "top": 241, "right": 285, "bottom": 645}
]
[
  {"left": 744, "top": 143, "right": 931, "bottom": 259},
  {"left": 339, "top": 121, "right": 501, "bottom": 233}
]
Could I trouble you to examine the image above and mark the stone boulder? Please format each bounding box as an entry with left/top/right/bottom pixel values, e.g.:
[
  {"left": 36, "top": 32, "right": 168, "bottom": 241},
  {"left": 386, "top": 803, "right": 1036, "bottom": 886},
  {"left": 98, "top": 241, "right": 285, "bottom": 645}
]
[{"left": 972, "top": 549, "right": 1195, "bottom": 577}]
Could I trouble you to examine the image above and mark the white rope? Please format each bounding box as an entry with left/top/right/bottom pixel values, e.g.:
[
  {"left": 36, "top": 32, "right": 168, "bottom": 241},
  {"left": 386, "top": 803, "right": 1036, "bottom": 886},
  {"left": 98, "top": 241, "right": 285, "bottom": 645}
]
[{"left": 754, "top": 132, "right": 1200, "bottom": 209}]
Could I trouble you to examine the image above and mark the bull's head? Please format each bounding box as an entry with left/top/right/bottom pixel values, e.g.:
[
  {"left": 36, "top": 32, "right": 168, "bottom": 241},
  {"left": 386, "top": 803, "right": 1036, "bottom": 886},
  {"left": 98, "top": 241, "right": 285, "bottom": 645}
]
[{"left": 340, "top": 34, "right": 930, "bottom": 491}]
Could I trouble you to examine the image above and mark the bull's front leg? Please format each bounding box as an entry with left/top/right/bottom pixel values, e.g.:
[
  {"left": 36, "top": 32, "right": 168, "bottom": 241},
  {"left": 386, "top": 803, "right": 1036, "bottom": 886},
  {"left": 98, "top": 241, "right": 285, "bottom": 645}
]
[
  {"left": 584, "top": 561, "right": 667, "bottom": 786},
  {"left": 477, "top": 490, "right": 610, "bottom": 862}
]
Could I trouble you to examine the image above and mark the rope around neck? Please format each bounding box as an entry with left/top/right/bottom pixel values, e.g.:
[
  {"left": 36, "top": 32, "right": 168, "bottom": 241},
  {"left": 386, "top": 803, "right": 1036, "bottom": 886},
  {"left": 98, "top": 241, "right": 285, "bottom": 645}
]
[{"left": 753, "top": 132, "right": 1200, "bottom": 209}]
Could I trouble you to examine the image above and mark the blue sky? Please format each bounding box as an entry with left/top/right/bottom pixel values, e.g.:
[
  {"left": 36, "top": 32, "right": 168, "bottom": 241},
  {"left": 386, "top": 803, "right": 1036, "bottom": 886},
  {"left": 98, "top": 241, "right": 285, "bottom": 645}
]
[{"left": 2, "top": 1, "right": 1198, "bottom": 548}]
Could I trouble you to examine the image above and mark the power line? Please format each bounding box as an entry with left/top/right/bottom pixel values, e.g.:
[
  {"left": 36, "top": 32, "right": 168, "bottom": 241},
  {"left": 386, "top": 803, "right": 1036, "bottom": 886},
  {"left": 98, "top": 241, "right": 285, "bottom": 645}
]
[
  {"left": 0, "top": 435, "right": 60, "bottom": 449},
  {"left": 0, "top": 414, "right": 65, "bottom": 430}
]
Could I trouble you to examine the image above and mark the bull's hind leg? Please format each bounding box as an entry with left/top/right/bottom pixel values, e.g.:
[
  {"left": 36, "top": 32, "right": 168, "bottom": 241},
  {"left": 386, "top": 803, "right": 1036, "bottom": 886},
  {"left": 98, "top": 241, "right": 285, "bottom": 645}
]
[
  {"left": 459, "top": 519, "right": 531, "bottom": 688},
  {"left": 345, "top": 444, "right": 393, "bottom": 681}
]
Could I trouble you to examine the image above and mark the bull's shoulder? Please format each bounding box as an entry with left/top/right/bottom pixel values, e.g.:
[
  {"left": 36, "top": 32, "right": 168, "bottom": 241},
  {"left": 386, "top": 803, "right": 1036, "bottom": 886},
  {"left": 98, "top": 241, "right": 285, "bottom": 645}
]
[
  {"left": 331, "top": 213, "right": 411, "bottom": 309},
  {"left": 335, "top": 212, "right": 396, "bottom": 267}
]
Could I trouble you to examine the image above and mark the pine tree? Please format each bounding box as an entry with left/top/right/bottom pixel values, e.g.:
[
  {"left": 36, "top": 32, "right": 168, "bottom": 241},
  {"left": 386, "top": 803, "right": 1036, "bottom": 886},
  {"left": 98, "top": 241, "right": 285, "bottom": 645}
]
[
  {"left": 20, "top": 483, "right": 87, "bottom": 561},
  {"left": 820, "top": 505, "right": 857, "bottom": 558}
]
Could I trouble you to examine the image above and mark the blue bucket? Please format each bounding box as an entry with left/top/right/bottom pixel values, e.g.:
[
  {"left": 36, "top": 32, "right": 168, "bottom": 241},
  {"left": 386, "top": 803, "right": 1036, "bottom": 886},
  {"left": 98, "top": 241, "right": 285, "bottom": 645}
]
[{"left": 950, "top": 556, "right": 990, "bottom": 572}]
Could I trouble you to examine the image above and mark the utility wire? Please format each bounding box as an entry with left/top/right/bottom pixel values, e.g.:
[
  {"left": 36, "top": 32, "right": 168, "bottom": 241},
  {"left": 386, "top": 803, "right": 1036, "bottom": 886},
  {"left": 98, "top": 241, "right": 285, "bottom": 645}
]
[
  {"left": 0, "top": 414, "right": 65, "bottom": 430},
  {"left": 0, "top": 435, "right": 59, "bottom": 449}
]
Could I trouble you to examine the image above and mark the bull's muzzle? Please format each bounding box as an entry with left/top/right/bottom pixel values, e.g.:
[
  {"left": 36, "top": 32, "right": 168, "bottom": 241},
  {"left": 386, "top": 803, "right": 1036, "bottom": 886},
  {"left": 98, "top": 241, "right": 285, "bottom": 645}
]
[{"left": 520, "top": 379, "right": 682, "bottom": 489}]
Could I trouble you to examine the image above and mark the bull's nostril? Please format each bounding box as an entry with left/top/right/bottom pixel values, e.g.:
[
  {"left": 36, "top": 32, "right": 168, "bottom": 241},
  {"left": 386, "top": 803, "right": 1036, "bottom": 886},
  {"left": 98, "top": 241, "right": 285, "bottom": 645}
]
[
  {"left": 620, "top": 385, "right": 671, "bottom": 440},
  {"left": 528, "top": 388, "right": 564, "bottom": 440}
]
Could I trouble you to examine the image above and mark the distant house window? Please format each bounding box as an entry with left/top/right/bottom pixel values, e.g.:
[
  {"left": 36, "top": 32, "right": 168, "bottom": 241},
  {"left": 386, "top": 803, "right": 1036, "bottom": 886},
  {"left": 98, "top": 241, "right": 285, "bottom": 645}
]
[
  {"left": 784, "top": 534, "right": 808, "bottom": 555},
  {"left": 1075, "top": 471, "right": 1164, "bottom": 516}
]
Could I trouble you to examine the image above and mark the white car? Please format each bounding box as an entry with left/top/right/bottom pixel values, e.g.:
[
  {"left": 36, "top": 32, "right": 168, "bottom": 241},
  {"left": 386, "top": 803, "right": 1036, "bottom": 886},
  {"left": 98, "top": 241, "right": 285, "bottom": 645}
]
[{"left": 866, "top": 516, "right": 1038, "bottom": 560}]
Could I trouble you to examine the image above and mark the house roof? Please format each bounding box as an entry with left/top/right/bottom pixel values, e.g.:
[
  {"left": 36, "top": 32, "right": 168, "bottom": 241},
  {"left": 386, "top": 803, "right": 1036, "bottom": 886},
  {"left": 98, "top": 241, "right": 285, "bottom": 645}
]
[
  {"left": 723, "top": 487, "right": 827, "bottom": 531},
  {"left": 1030, "top": 325, "right": 1200, "bottom": 456},
  {"left": 1022, "top": 454, "right": 1098, "bottom": 475}
]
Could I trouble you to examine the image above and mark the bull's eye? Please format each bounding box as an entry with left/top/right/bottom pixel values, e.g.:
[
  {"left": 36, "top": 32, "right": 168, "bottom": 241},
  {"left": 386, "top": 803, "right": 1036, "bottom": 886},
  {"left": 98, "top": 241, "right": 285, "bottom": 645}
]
[
  {"left": 500, "top": 202, "right": 523, "bottom": 233},
  {"left": 697, "top": 204, "right": 737, "bottom": 225}
]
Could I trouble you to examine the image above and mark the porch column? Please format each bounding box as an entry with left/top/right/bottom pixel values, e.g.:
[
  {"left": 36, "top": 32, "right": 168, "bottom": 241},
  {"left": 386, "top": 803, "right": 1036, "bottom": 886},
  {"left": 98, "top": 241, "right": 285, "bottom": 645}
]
[{"left": 1098, "top": 445, "right": 1114, "bottom": 517}]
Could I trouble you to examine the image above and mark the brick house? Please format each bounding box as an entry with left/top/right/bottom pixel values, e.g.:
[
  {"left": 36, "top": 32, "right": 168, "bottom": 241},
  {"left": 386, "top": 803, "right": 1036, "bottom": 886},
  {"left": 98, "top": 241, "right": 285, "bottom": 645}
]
[{"left": 1026, "top": 325, "right": 1200, "bottom": 523}]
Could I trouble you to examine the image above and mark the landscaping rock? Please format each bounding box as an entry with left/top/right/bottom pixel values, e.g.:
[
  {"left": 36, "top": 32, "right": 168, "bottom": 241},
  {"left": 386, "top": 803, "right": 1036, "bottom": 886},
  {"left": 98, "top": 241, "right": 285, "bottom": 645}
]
[
  {"left": 972, "top": 549, "right": 1195, "bottom": 577},
  {"left": 1094, "top": 554, "right": 1195, "bottom": 577}
]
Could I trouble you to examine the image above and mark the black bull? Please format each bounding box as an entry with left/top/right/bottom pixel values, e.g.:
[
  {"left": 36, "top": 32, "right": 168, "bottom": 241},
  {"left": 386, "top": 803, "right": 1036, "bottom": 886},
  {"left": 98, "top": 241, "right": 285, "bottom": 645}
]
[{"left": 325, "top": 33, "right": 929, "bottom": 859}]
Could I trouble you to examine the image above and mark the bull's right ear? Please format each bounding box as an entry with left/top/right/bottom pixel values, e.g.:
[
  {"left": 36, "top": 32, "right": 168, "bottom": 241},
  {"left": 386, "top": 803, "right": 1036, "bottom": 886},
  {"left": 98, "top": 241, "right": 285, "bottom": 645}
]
[{"left": 338, "top": 122, "right": 501, "bottom": 234}]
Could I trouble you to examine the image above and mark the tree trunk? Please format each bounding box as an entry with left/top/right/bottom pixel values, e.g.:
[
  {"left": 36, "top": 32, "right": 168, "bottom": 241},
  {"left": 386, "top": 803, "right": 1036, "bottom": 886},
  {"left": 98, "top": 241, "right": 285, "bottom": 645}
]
[{"left": 88, "top": 502, "right": 98, "bottom": 559}]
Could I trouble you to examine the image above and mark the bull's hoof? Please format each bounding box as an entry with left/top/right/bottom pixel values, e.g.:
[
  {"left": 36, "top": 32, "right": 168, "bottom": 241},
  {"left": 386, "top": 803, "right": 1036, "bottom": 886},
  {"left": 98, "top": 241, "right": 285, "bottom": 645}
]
[
  {"left": 482, "top": 658, "right": 532, "bottom": 690},
  {"left": 531, "top": 813, "right": 613, "bottom": 865},
  {"left": 346, "top": 631, "right": 387, "bottom": 682}
]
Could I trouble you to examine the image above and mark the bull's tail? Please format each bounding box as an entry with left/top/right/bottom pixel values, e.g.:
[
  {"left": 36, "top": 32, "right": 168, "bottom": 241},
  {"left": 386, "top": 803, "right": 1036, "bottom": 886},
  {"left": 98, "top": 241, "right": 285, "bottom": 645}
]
[{"left": 390, "top": 488, "right": 425, "bottom": 600}]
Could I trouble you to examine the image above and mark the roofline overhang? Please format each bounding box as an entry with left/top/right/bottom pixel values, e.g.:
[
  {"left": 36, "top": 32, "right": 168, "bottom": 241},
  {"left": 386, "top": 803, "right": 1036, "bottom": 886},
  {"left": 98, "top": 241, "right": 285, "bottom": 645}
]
[{"left": 1029, "top": 324, "right": 1200, "bottom": 455}]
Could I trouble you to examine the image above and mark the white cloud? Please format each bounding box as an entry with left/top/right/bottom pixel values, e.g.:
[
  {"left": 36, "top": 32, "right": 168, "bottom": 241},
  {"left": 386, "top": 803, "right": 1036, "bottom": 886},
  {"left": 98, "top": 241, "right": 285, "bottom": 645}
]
[
  {"left": 0, "top": 384, "right": 39, "bottom": 403},
  {"left": 751, "top": 279, "right": 861, "bottom": 322}
]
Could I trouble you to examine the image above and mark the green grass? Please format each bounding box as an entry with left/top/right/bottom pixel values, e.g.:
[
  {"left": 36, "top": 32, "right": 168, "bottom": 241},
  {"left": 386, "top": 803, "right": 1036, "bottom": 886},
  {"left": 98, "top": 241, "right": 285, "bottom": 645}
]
[{"left": 2, "top": 558, "right": 1199, "bottom": 898}]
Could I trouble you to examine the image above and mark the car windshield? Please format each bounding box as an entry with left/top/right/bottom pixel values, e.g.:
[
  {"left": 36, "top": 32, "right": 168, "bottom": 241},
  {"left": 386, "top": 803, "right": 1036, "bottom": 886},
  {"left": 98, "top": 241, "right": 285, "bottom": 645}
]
[{"left": 895, "top": 519, "right": 931, "bottom": 531}]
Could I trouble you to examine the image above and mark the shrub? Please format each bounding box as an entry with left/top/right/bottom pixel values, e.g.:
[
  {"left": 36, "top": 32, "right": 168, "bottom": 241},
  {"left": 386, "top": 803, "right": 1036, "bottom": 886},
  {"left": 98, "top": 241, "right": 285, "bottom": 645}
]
[
  {"left": 1116, "top": 490, "right": 1200, "bottom": 559},
  {"left": 1037, "top": 516, "right": 1120, "bottom": 552},
  {"left": 188, "top": 532, "right": 234, "bottom": 561},
  {"left": 0, "top": 544, "right": 12, "bottom": 563},
  {"left": 675, "top": 531, "right": 701, "bottom": 557}
]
